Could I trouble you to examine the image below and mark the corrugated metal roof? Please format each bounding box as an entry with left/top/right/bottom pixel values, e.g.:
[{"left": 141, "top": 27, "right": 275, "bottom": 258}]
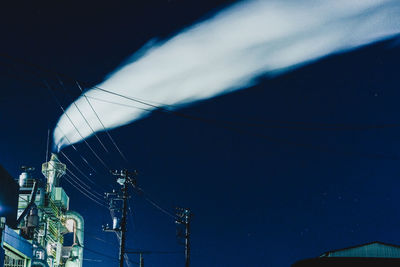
[
  {"left": 321, "top": 242, "right": 400, "bottom": 258},
  {"left": 3, "top": 226, "right": 33, "bottom": 259}
]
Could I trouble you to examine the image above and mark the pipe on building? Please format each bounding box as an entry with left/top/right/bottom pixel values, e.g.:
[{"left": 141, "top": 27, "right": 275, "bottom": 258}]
[
  {"left": 31, "top": 260, "right": 48, "bottom": 267},
  {"left": 64, "top": 211, "right": 84, "bottom": 267},
  {"left": 16, "top": 181, "right": 38, "bottom": 225}
]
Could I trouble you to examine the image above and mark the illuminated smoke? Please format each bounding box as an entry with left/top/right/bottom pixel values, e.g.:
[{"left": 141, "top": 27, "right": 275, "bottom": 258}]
[{"left": 54, "top": 0, "right": 400, "bottom": 151}]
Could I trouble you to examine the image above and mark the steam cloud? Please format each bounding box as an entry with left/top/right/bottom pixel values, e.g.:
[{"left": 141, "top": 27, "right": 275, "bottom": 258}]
[{"left": 54, "top": 0, "right": 400, "bottom": 151}]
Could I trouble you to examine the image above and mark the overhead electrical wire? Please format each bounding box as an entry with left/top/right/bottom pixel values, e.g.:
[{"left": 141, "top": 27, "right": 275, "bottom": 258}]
[
  {"left": 112, "top": 225, "right": 133, "bottom": 267},
  {"left": 0, "top": 60, "right": 103, "bottom": 175},
  {"left": 76, "top": 81, "right": 129, "bottom": 163},
  {"left": 59, "top": 150, "right": 111, "bottom": 193},
  {"left": 84, "top": 246, "right": 139, "bottom": 266},
  {"left": 51, "top": 99, "right": 110, "bottom": 171},
  {"left": 3, "top": 225, "right": 133, "bottom": 265},
  {"left": 0, "top": 55, "right": 128, "bottom": 166},
  {"left": 87, "top": 94, "right": 400, "bottom": 131},
  {"left": 45, "top": 160, "right": 108, "bottom": 212},
  {"left": 83, "top": 258, "right": 103, "bottom": 263},
  {"left": 64, "top": 171, "right": 106, "bottom": 204},
  {"left": 66, "top": 169, "right": 105, "bottom": 200},
  {"left": 3, "top": 52, "right": 400, "bottom": 131},
  {"left": 59, "top": 150, "right": 97, "bottom": 185},
  {"left": 85, "top": 95, "right": 152, "bottom": 112},
  {"left": 0, "top": 53, "right": 399, "bottom": 161},
  {"left": 131, "top": 184, "right": 177, "bottom": 220},
  {"left": 89, "top": 87, "right": 398, "bottom": 160},
  {"left": 0, "top": 61, "right": 107, "bottom": 172},
  {"left": 125, "top": 250, "right": 184, "bottom": 255},
  {"left": 64, "top": 173, "right": 108, "bottom": 209},
  {"left": 52, "top": 125, "right": 98, "bottom": 174},
  {"left": 56, "top": 77, "right": 110, "bottom": 154},
  {"left": 0, "top": 56, "right": 124, "bottom": 170},
  {"left": 41, "top": 77, "right": 111, "bottom": 171},
  {"left": 77, "top": 228, "right": 110, "bottom": 244},
  {"left": 127, "top": 198, "right": 136, "bottom": 236},
  {"left": 3, "top": 231, "right": 174, "bottom": 264}
]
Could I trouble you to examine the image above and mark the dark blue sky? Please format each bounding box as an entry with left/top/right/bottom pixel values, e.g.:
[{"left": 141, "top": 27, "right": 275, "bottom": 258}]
[{"left": 1, "top": 1, "right": 400, "bottom": 266}]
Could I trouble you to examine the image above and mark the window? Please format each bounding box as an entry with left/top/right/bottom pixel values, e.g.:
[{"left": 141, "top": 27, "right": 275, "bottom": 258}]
[{"left": 4, "top": 250, "right": 26, "bottom": 267}]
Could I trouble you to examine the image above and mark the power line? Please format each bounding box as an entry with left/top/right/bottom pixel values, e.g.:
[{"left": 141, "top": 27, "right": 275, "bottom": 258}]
[
  {"left": 125, "top": 250, "right": 183, "bottom": 255},
  {"left": 127, "top": 197, "right": 136, "bottom": 236},
  {"left": 3, "top": 231, "right": 139, "bottom": 265},
  {"left": 79, "top": 229, "right": 110, "bottom": 244},
  {"left": 42, "top": 79, "right": 111, "bottom": 171},
  {"left": 103, "top": 170, "right": 136, "bottom": 267},
  {"left": 0, "top": 53, "right": 398, "bottom": 160},
  {"left": 84, "top": 246, "right": 139, "bottom": 266},
  {"left": 63, "top": 174, "right": 108, "bottom": 209},
  {"left": 64, "top": 172, "right": 106, "bottom": 205},
  {"left": 76, "top": 81, "right": 129, "bottom": 163},
  {"left": 0, "top": 54, "right": 128, "bottom": 165},
  {"left": 132, "top": 184, "right": 177, "bottom": 220},
  {"left": 83, "top": 258, "right": 103, "bottom": 263},
  {"left": 59, "top": 150, "right": 97, "bottom": 185},
  {"left": 88, "top": 94, "right": 400, "bottom": 131},
  {"left": 62, "top": 155, "right": 103, "bottom": 195},
  {"left": 65, "top": 169, "right": 105, "bottom": 201},
  {"left": 85, "top": 95, "right": 152, "bottom": 112},
  {"left": 60, "top": 150, "right": 110, "bottom": 193},
  {"left": 55, "top": 126, "right": 98, "bottom": 174},
  {"left": 45, "top": 159, "right": 108, "bottom": 209},
  {"left": 56, "top": 77, "right": 110, "bottom": 154},
  {"left": 3, "top": 52, "right": 400, "bottom": 131},
  {"left": 90, "top": 87, "right": 398, "bottom": 160}
]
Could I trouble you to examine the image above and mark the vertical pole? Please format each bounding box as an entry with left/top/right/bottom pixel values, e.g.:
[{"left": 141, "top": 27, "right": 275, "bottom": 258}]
[
  {"left": 46, "top": 128, "right": 50, "bottom": 163},
  {"left": 184, "top": 209, "right": 191, "bottom": 267},
  {"left": 176, "top": 208, "right": 192, "bottom": 267},
  {"left": 119, "top": 171, "right": 128, "bottom": 267},
  {"left": 139, "top": 253, "right": 144, "bottom": 267},
  {"left": 107, "top": 170, "right": 137, "bottom": 267}
]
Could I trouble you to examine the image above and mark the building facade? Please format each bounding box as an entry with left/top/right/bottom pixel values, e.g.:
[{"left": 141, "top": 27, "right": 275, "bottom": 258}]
[{"left": 1, "top": 154, "right": 84, "bottom": 267}]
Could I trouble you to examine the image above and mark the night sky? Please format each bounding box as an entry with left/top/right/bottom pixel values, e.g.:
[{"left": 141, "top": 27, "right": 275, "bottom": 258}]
[{"left": 1, "top": 1, "right": 400, "bottom": 266}]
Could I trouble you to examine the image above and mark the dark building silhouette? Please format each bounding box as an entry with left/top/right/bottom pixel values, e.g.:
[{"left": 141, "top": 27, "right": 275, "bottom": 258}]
[
  {"left": 0, "top": 164, "right": 20, "bottom": 266},
  {"left": 292, "top": 241, "right": 400, "bottom": 267},
  {"left": 0, "top": 164, "right": 19, "bottom": 228}
]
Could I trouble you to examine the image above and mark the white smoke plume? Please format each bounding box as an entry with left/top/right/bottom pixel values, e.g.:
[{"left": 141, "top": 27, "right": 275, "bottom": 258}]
[{"left": 54, "top": 0, "right": 400, "bottom": 151}]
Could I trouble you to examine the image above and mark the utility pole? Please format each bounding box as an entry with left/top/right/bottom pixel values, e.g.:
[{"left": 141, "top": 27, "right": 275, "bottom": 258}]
[
  {"left": 124, "top": 251, "right": 144, "bottom": 267},
  {"left": 103, "top": 169, "right": 137, "bottom": 267},
  {"left": 139, "top": 253, "right": 144, "bottom": 267},
  {"left": 176, "top": 207, "right": 191, "bottom": 267}
]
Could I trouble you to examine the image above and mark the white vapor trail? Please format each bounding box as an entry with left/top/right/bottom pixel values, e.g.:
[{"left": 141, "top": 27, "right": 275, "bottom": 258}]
[{"left": 54, "top": 0, "right": 400, "bottom": 151}]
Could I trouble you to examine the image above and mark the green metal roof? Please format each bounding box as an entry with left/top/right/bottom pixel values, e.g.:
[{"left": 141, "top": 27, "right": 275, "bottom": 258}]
[{"left": 321, "top": 242, "right": 400, "bottom": 258}]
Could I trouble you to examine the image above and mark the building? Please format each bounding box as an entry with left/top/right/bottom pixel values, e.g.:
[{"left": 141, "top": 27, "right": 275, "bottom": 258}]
[
  {"left": 0, "top": 164, "right": 29, "bottom": 267},
  {"left": 292, "top": 241, "right": 400, "bottom": 266},
  {"left": 0, "top": 154, "right": 84, "bottom": 267}
]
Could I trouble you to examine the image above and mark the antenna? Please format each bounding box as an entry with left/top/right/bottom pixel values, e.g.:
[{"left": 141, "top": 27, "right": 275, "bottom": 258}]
[{"left": 46, "top": 128, "right": 50, "bottom": 163}]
